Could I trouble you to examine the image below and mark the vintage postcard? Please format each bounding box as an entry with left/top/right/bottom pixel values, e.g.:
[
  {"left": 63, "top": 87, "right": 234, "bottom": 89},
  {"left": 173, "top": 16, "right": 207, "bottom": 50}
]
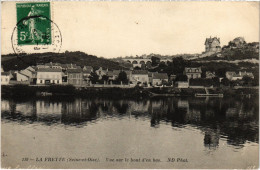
[{"left": 1, "top": 1, "right": 259, "bottom": 169}]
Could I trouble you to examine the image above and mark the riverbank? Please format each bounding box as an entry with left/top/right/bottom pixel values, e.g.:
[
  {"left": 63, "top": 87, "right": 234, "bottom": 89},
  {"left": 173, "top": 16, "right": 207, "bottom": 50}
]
[{"left": 1, "top": 84, "right": 258, "bottom": 100}]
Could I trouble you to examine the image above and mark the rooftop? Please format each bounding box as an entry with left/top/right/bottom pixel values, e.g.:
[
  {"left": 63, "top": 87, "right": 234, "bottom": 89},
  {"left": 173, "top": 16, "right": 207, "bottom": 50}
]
[
  {"left": 66, "top": 68, "right": 83, "bottom": 73},
  {"left": 184, "top": 67, "right": 202, "bottom": 73},
  {"left": 37, "top": 68, "right": 62, "bottom": 72},
  {"left": 153, "top": 73, "right": 168, "bottom": 79},
  {"left": 132, "top": 70, "right": 148, "bottom": 75}
]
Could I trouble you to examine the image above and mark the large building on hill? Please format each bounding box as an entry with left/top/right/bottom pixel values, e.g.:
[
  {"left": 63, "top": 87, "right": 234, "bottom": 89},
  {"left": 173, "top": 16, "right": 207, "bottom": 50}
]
[{"left": 205, "top": 37, "right": 221, "bottom": 53}]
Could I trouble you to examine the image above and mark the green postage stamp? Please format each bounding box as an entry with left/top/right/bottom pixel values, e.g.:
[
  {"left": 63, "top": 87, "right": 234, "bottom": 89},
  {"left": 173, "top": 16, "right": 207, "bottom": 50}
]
[{"left": 16, "top": 2, "right": 51, "bottom": 45}]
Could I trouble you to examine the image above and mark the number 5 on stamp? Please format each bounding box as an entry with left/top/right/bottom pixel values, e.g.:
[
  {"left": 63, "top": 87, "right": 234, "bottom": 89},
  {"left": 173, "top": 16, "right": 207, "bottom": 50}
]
[{"left": 16, "top": 2, "right": 51, "bottom": 45}]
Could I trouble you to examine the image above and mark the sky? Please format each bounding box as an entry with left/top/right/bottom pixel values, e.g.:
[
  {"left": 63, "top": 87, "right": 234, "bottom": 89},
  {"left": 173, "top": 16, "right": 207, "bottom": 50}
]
[{"left": 1, "top": 1, "right": 259, "bottom": 58}]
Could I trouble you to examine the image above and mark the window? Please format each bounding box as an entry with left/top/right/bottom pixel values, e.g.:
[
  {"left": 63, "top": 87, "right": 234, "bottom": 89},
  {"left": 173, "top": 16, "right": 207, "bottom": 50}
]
[
  {"left": 57, "top": 80, "right": 59, "bottom": 84},
  {"left": 6, "top": 78, "right": 8, "bottom": 82},
  {"left": 40, "top": 80, "right": 43, "bottom": 84}
]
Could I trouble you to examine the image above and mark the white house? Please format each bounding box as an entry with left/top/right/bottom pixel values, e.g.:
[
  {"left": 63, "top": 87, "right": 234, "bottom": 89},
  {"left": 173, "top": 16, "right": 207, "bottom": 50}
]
[
  {"left": 1, "top": 72, "right": 11, "bottom": 85},
  {"left": 226, "top": 71, "right": 254, "bottom": 81},
  {"left": 37, "top": 68, "right": 62, "bottom": 85},
  {"left": 16, "top": 72, "right": 29, "bottom": 81},
  {"left": 152, "top": 73, "right": 168, "bottom": 86},
  {"left": 175, "top": 81, "right": 189, "bottom": 88},
  {"left": 131, "top": 70, "right": 149, "bottom": 85},
  {"left": 184, "top": 67, "right": 202, "bottom": 79}
]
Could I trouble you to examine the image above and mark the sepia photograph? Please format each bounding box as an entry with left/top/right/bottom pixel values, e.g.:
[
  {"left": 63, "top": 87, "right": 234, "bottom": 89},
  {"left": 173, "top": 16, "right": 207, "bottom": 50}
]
[{"left": 1, "top": 1, "right": 259, "bottom": 169}]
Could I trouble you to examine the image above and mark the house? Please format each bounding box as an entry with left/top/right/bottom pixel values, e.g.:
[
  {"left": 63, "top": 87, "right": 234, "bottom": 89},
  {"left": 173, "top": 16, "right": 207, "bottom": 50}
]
[
  {"left": 206, "top": 71, "right": 216, "bottom": 79},
  {"left": 226, "top": 71, "right": 254, "bottom": 81},
  {"left": 205, "top": 37, "right": 221, "bottom": 53},
  {"left": 112, "top": 70, "right": 132, "bottom": 80},
  {"left": 112, "top": 70, "right": 121, "bottom": 80},
  {"left": 152, "top": 73, "right": 168, "bottom": 86},
  {"left": 1, "top": 72, "right": 11, "bottom": 85},
  {"left": 230, "top": 37, "right": 246, "bottom": 48},
  {"left": 82, "top": 66, "right": 93, "bottom": 84},
  {"left": 61, "top": 63, "right": 79, "bottom": 71},
  {"left": 83, "top": 66, "right": 93, "bottom": 72},
  {"left": 184, "top": 67, "right": 202, "bottom": 79},
  {"left": 175, "top": 81, "right": 189, "bottom": 88},
  {"left": 66, "top": 69, "right": 83, "bottom": 86},
  {"left": 45, "top": 62, "right": 63, "bottom": 69},
  {"left": 36, "top": 68, "right": 62, "bottom": 85},
  {"left": 131, "top": 70, "right": 149, "bottom": 85},
  {"left": 95, "top": 67, "right": 108, "bottom": 79},
  {"left": 16, "top": 72, "right": 29, "bottom": 81},
  {"left": 82, "top": 66, "right": 93, "bottom": 80},
  {"left": 148, "top": 72, "right": 156, "bottom": 84},
  {"left": 19, "top": 68, "right": 34, "bottom": 81}
]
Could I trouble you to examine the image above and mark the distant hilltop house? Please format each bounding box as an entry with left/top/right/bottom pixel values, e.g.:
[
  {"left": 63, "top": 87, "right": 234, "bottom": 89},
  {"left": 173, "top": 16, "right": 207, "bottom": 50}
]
[
  {"left": 231, "top": 37, "right": 246, "bottom": 47},
  {"left": 205, "top": 37, "right": 221, "bottom": 53},
  {"left": 199, "top": 37, "right": 222, "bottom": 58},
  {"left": 183, "top": 67, "right": 202, "bottom": 79},
  {"left": 226, "top": 71, "right": 254, "bottom": 81}
]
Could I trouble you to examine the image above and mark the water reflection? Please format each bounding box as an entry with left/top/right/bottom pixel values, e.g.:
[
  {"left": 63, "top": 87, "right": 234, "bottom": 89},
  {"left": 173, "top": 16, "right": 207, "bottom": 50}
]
[{"left": 1, "top": 96, "right": 258, "bottom": 149}]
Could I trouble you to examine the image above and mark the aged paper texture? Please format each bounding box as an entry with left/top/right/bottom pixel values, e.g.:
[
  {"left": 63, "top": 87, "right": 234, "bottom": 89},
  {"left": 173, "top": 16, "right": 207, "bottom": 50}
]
[{"left": 1, "top": 1, "right": 259, "bottom": 169}]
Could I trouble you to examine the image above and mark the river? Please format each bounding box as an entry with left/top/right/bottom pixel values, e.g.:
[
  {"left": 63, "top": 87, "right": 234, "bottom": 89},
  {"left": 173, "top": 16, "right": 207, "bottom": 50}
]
[{"left": 1, "top": 96, "right": 259, "bottom": 168}]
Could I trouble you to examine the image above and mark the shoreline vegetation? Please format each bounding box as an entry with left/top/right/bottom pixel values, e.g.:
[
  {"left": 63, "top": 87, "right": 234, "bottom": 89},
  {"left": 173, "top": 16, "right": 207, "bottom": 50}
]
[{"left": 1, "top": 84, "right": 258, "bottom": 100}]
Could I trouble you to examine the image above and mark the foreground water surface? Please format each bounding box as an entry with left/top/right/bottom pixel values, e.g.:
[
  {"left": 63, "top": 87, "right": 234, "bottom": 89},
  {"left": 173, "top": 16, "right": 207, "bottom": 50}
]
[{"left": 1, "top": 96, "right": 259, "bottom": 168}]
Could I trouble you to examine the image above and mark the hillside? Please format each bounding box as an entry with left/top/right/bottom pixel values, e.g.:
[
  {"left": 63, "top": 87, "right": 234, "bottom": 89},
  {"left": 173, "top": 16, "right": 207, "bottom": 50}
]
[
  {"left": 1, "top": 51, "right": 125, "bottom": 71},
  {"left": 194, "top": 42, "right": 259, "bottom": 62}
]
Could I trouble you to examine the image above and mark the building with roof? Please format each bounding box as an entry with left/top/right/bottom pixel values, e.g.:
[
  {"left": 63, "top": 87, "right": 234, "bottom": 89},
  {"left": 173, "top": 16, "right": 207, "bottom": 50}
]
[
  {"left": 36, "top": 68, "right": 62, "bottom": 85},
  {"left": 184, "top": 67, "right": 202, "bottom": 79},
  {"left": 205, "top": 37, "right": 221, "bottom": 53},
  {"left": 175, "top": 81, "right": 189, "bottom": 88},
  {"left": 83, "top": 66, "right": 93, "bottom": 72},
  {"left": 131, "top": 70, "right": 149, "bottom": 85},
  {"left": 226, "top": 71, "right": 254, "bottom": 81},
  {"left": 206, "top": 71, "right": 216, "bottom": 79},
  {"left": 66, "top": 69, "right": 83, "bottom": 86},
  {"left": 230, "top": 37, "right": 246, "bottom": 48},
  {"left": 1, "top": 72, "right": 11, "bottom": 85},
  {"left": 45, "top": 62, "right": 63, "bottom": 69},
  {"left": 60, "top": 63, "right": 79, "bottom": 70},
  {"left": 152, "top": 73, "right": 168, "bottom": 86},
  {"left": 110, "top": 70, "right": 132, "bottom": 81},
  {"left": 95, "top": 67, "right": 108, "bottom": 80},
  {"left": 16, "top": 72, "right": 29, "bottom": 81}
]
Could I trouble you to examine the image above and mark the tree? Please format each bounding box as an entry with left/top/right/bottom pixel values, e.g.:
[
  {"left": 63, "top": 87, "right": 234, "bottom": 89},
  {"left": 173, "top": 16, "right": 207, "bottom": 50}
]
[
  {"left": 242, "top": 75, "right": 253, "bottom": 86},
  {"left": 171, "top": 57, "right": 190, "bottom": 74},
  {"left": 102, "top": 75, "right": 109, "bottom": 82},
  {"left": 151, "top": 56, "right": 160, "bottom": 66},
  {"left": 117, "top": 71, "right": 128, "bottom": 84},
  {"left": 175, "top": 75, "right": 188, "bottom": 81},
  {"left": 221, "top": 77, "right": 230, "bottom": 86},
  {"left": 89, "top": 72, "right": 99, "bottom": 84}
]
